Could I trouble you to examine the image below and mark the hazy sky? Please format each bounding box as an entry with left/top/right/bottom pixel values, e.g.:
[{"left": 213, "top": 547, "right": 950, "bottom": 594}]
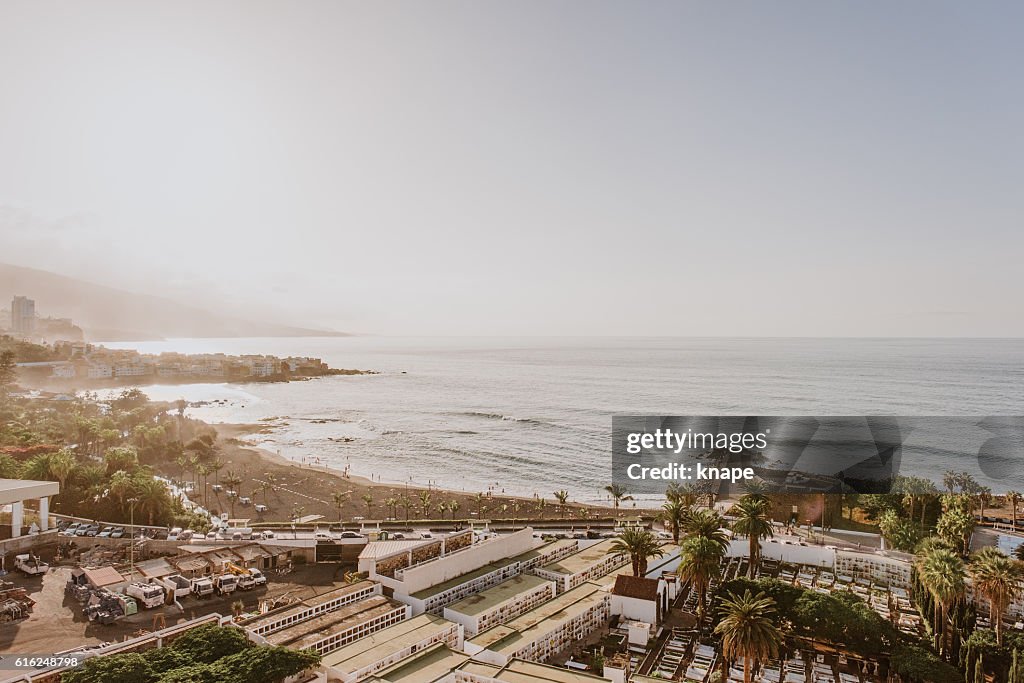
[{"left": 1, "top": 1, "right": 1022, "bottom": 336}]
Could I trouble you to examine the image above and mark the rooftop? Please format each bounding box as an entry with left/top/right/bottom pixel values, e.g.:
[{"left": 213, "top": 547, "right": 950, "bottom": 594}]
[
  {"left": 372, "top": 643, "right": 469, "bottom": 683},
  {"left": 0, "top": 478, "right": 60, "bottom": 505},
  {"left": 445, "top": 574, "right": 553, "bottom": 617},
  {"left": 538, "top": 539, "right": 623, "bottom": 576},
  {"left": 321, "top": 614, "right": 456, "bottom": 673},
  {"left": 359, "top": 539, "right": 432, "bottom": 561},
  {"left": 265, "top": 596, "right": 402, "bottom": 648},
  {"left": 411, "top": 557, "right": 519, "bottom": 600},
  {"left": 612, "top": 575, "right": 659, "bottom": 601},
  {"left": 467, "top": 583, "right": 606, "bottom": 656},
  {"left": 243, "top": 581, "right": 376, "bottom": 631}
]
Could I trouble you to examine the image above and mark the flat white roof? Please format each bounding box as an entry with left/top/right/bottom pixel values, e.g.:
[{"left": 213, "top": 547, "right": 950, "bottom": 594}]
[{"left": 0, "top": 478, "right": 60, "bottom": 505}]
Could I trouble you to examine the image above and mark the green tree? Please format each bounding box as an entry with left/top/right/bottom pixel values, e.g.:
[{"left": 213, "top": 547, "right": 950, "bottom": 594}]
[
  {"left": 969, "top": 547, "right": 1024, "bottom": 645},
  {"left": 1007, "top": 491, "right": 1022, "bottom": 531},
  {"left": 604, "top": 483, "right": 633, "bottom": 509},
  {"left": 916, "top": 546, "right": 966, "bottom": 657},
  {"left": 608, "top": 527, "right": 664, "bottom": 577},
  {"left": 731, "top": 496, "right": 774, "bottom": 578},
  {"left": 714, "top": 590, "right": 783, "bottom": 683},
  {"left": 682, "top": 508, "right": 730, "bottom": 553},
  {"left": 678, "top": 535, "right": 724, "bottom": 624},
  {"left": 554, "top": 490, "right": 570, "bottom": 518},
  {"left": 662, "top": 498, "right": 687, "bottom": 544}
]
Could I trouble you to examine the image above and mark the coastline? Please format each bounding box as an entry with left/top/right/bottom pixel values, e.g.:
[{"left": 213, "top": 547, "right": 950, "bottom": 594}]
[{"left": 207, "top": 422, "right": 620, "bottom": 525}]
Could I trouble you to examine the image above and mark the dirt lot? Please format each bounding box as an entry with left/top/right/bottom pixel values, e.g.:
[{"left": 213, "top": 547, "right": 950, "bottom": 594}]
[{"left": 0, "top": 563, "right": 348, "bottom": 656}]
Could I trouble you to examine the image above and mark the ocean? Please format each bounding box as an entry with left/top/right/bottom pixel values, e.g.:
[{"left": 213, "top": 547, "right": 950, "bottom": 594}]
[{"left": 103, "top": 337, "right": 1024, "bottom": 505}]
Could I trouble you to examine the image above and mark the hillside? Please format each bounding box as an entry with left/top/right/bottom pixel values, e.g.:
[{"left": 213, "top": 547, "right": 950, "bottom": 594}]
[{"left": 0, "top": 263, "right": 346, "bottom": 340}]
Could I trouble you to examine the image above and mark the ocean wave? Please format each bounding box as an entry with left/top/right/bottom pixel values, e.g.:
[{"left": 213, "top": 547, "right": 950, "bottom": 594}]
[{"left": 458, "top": 411, "right": 551, "bottom": 426}]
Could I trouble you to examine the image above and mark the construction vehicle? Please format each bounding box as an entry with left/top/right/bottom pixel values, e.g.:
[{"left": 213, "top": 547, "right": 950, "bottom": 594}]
[
  {"left": 14, "top": 554, "right": 49, "bottom": 576},
  {"left": 225, "top": 563, "right": 261, "bottom": 590},
  {"left": 191, "top": 577, "right": 214, "bottom": 598},
  {"left": 126, "top": 582, "right": 165, "bottom": 609},
  {"left": 213, "top": 573, "right": 238, "bottom": 595}
]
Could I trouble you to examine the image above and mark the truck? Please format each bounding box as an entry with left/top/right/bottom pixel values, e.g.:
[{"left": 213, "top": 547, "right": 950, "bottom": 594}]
[
  {"left": 14, "top": 554, "right": 49, "bottom": 576},
  {"left": 191, "top": 577, "right": 214, "bottom": 598},
  {"left": 213, "top": 574, "right": 238, "bottom": 595},
  {"left": 126, "top": 582, "right": 165, "bottom": 609},
  {"left": 249, "top": 569, "right": 267, "bottom": 587},
  {"left": 158, "top": 574, "right": 193, "bottom": 601}
]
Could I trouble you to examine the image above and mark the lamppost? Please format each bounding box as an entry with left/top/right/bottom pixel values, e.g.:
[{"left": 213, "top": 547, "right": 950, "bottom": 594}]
[{"left": 127, "top": 497, "right": 139, "bottom": 578}]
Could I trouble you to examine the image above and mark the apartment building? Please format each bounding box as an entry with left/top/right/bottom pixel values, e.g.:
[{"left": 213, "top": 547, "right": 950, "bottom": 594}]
[
  {"left": 531, "top": 539, "right": 629, "bottom": 594},
  {"left": 443, "top": 574, "right": 556, "bottom": 638},
  {"left": 243, "top": 580, "right": 381, "bottom": 637},
  {"left": 464, "top": 582, "right": 612, "bottom": 667},
  {"left": 321, "top": 613, "right": 464, "bottom": 683},
  {"left": 260, "top": 595, "right": 410, "bottom": 656}
]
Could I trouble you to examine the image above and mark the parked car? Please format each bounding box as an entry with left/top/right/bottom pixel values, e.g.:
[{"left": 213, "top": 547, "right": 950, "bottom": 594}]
[
  {"left": 97, "top": 528, "right": 113, "bottom": 538},
  {"left": 339, "top": 531, "right": 362, "bottom": 539},
  {"left": 254, "top": 504, "right": 269, "bottom": 513},
  {"left": 63, "top": 522, "right": 82, "bottom": 536},
  {"left": 110, "top": 527, "right": 125, "bottom": 539},
  {"left": 85, "top": 525, "right": 101, "bottom": 537},
  {"left": 239, "top": 497, "right": 252, "bottom": 506}
]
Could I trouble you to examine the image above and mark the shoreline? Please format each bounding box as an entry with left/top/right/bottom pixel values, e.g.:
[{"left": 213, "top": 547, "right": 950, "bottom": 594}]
[{"left": 207, "top": 422, "right": 623, "bottom": 525}]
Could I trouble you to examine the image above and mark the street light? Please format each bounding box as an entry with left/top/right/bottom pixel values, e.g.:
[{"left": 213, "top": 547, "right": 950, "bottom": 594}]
[{"left": 127, "top": 497, "right": 139, "bottom": 578}]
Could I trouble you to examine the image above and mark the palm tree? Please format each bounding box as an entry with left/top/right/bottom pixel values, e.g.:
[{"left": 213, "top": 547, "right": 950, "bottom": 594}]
[
  {"left": 48, "top": 449, "right": 77, "bottom": 509},
  {"left": 400, "top": 495, "right": 413, "bottom": 523},
  {"left": 1007, "top": 491, "right": 1022, "bottom": 531},
  {"left": 449, "top": 499, "right": 461, "bottom": 520},
  {"left": 662, "top": 498, "right": 687, "bottom": 544},
  {"left": 916, "top": 547, "right": 966, "bottom": 657},
  {"left": 978, "top": 487, "right": 993, "bottom": 521},
  {"left": 418, "top": 491, "right": 432, "bottom": 517},
  {"left": 731, "top": 497, "right": 774, "bottom": 578},
  {"left": 682, "top": 508, "right": 730, "bottom": 553},
  {"left": 609, "top": 527, "right": 665, "bottom": 577},
  {"left": 678, "top": 535, "right": 724, "bottom": 625},
  {"left": 135, "top": 477, "right": 170, "bottom": 525},
  {"left": 969, "top": 547, "right": 1024, "bottom": 645},
  {"left": 384, "top": 497, "right": 398, "bottom": 519},
  {"left": 332, "top": 491, "right": 350, "bottom": 523},
  {"left": 605, "top": 484, "right": 633, "bottom": 509},
  {"left": 107, "top": 470, "right": 137, "bottom": 516},
  {"left": 362, "top": 492, "right": 374, "bottom": 518},
  {"left": 714, "top": 590, "right": 784, "bottom": 683},
  {"left": 554, "top": 490, "right": 570, "bottom": 518},
  {"left": 474, "top": 492, "right": 487, "bottom": 517}
]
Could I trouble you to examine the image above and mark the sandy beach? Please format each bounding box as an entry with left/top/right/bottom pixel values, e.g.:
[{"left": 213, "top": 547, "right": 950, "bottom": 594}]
[{"left": 206, "top": 423, "right": 622, "bottom": 526}]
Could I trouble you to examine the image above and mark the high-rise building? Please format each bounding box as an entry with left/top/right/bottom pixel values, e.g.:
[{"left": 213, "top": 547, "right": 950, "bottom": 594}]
[{"left": 11, "top": 296, "right": 36, "bottom": 337}]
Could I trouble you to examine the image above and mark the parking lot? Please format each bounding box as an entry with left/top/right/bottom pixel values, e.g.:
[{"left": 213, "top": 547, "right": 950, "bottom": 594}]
[{"left": 0, "top": 562, "right": 348, "bottom": 656}]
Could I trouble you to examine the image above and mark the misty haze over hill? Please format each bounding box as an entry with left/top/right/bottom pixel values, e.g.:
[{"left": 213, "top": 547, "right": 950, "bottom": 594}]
[{"left": 0, "top": 263, "right": 346, "bottom": 341}]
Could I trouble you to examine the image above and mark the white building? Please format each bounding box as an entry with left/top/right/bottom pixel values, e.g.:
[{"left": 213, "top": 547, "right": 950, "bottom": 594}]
[
  {"left": 321, "top": 613, "right": 464, "bottom": 683},
  {"left": 464, "top": 582, "right": 611, "bottom": 667},
  {"left": 532, "top": 538, "right": 629, "bottom": 594},
  {"left": 608, "top": 575, "right": 668, "bottom": 626},
  {"left": 242, "top": 580, "right": 381, "bottom": 636},
  {"left": 259, "top": 594, "right": 410, "bottom": 656},
  {"left": 443, "top": 574, "right": 556, "bottom": 638}
]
